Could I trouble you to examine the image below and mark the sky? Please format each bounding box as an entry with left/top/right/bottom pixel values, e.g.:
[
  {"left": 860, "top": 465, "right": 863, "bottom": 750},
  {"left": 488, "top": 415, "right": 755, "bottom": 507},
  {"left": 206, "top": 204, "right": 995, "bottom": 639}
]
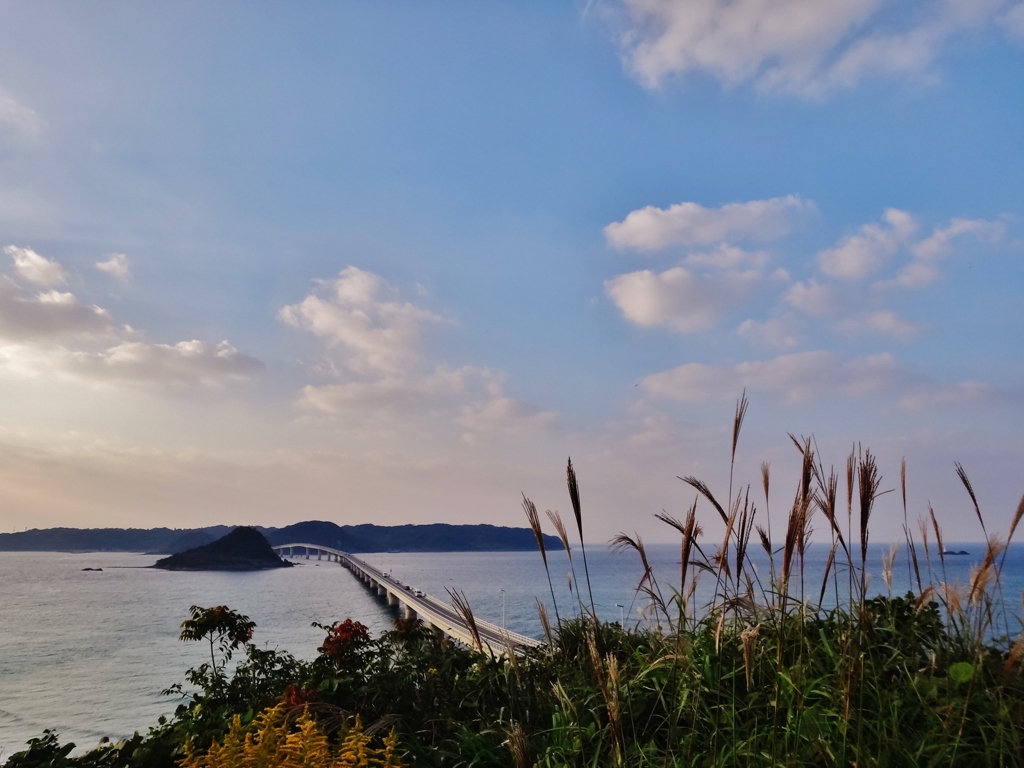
[{"left": 0, "top": 0, "right": 1022, "bottom": 544}]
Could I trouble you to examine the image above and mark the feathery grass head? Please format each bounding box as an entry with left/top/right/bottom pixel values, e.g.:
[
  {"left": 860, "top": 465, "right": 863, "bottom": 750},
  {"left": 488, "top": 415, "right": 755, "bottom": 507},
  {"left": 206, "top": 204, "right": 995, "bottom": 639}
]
[
  {"left": 882, "top": 544, "right": 898, "bottom": 593},
  {"left": 447, "top": 587, "right": 483, "bottom": 652},
  {"left": 732, "top": 390, "right": 749, "bottom": 465},
  {"left": 930, "top": 505, "right": 945, "bottom": 568},
  {"left": 536, "top": 599, "right": 553, "bottom": 645},
  {"left": 858, "top": 449, "right": 880, "bottom": 569},
  {"left": 956, "top": 462, "right": 987, "bottom": 538},
  {"left": 567, "top": 457, "right": 583, "bottom": 544},
  {"left": 681, "top": 475, "right": 728, "bottom": 524},
  {"left": 522, "top": 494, "right": 547, "bottom": 568},
  {"left": 547, "top": 509, "right": 572, "bottom": 562},
  {"left": 1009, "top": 494, "right": 1024, "bottom": 546},
  {"left": 505, "top": 722, "right": 530, "bottom": 768}
]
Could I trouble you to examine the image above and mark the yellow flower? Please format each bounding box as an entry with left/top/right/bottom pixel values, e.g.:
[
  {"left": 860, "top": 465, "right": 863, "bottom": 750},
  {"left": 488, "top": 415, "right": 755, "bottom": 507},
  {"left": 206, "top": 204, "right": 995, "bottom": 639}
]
[{"left": 179, "top": 704, "right": 406, "bottom": 768}]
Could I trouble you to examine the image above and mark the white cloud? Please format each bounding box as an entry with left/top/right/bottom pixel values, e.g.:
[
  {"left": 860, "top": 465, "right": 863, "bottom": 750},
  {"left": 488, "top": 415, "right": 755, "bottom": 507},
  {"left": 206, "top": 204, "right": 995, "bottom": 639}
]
[
  {"left": 296, "top": 359, "right": 558, "bottom": 441},
  {"left": 897, "top": 380, "right": 991, "bottom": 410},
  {"left": 5, "top": 245, "right": 68, "bottom": 286},
  {"left": 457, "top": 396, "right": 559, "bottom": 442},
  {"left": 96, "top": 253, "right": 130, "bottom": 281},
  {"left": 296, "top": 366, "right": 472, "bottom": 414},
  {"left": 839, "top": 310, "right": 920, "bottom": 340},
  {"left": 0, "top": 276, "right": 115, "bottom": 341},
  {"left": 640, "top": 350, "right": 987, "bottom": 407},
  {"left": 0, "top": 258, "right": 261, "bottom": 389},
  {"left": 882, "top": 217, "right": 1003, "bottom": 289},
  {"left": 684, "top": 244, "right": 770, "bottom": 270},
  {"left": 784, "top": 279, "right": 836, "bottom": 316},
  {"left": 279, "top": 266, "right": 443, "bottom": 375},
  {"left": 605, "top": 265, "right": 765, "bottom": 332},
  {"left": 283, "top": 267, "right": 559, "bottom": 432},
  {"left": 0, "top": 339, "right": 264, "bottom": 386},
  {"left": 0, "top": 89, "right": 45, "bottom": 140},
  {"left": 912, "top": 218, "right": 996, "bottom": 261},
  {"left": 619, "top": 0, "right": 1014, "bottom": 96},
  {"left": 737, "top": 318, "right": 799, "bottom": 349},
  {"left": 817, "top": 208, "right": 916, "bottom": 281},
  {"left": 605, "top": 196, "right": 810, "bottom": 252}
]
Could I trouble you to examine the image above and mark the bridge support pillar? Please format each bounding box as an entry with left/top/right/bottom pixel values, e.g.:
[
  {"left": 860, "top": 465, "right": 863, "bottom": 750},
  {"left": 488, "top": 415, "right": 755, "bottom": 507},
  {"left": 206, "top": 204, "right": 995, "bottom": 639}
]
[
  {"left": 377, "top": 584, "right": 386, "bottom": 597},
  {"left": 387, "top": 592, "right": 398, "bottom": 607},
  {"left": 370, "top": 578, "right": 378, "bottom": 590},
  {"left": 317, "top": 551, "right": 321, "bottom": 561},
  {"left": 403, "top": 604, "right": 417, "bottom": 621}
]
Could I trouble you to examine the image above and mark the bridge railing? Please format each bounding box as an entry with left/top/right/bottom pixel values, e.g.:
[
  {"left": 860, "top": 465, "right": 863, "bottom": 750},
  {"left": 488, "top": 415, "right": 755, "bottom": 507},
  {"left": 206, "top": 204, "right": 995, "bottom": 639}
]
[{"left": 273, "top": 543, "right": 542, "bottom": 651}]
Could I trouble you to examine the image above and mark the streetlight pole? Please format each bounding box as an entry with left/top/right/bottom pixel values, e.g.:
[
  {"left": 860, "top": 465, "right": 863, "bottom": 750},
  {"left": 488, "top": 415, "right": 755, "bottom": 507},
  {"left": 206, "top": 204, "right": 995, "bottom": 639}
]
[
  {"left": 501, "top": 589, "right": 506, "bottom": 631},
  {"left": 616, "top": 604, "right": 624, "bottom": 625}
]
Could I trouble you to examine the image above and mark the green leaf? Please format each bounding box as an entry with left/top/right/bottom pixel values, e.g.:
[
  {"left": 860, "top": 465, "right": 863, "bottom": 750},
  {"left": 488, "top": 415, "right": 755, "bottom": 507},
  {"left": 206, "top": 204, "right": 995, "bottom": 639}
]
[{"left": 948, "top": 662, "right": 974, "bottom": 684}]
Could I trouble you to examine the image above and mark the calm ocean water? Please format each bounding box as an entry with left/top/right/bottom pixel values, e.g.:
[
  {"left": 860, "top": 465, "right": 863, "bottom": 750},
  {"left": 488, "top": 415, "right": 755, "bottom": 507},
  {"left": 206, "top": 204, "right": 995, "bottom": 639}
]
[{"left": 2, "top": 543, "right": 1022, "bottom": 759}]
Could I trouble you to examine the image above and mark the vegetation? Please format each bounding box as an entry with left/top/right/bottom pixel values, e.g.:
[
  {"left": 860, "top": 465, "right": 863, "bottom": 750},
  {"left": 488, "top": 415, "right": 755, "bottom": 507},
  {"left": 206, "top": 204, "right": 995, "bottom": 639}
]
[
  {"left": 5, "top": 395, "right": 1024, "bottom": 766},
  {"left": 180, "top": 705, "right": 404, "bottom": 768}
]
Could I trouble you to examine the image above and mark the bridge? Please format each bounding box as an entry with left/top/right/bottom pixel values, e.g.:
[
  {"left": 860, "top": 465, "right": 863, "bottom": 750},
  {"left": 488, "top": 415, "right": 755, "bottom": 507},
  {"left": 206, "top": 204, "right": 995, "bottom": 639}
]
[{"left": 272, "top": 543, "right": 541, "bottom": 654}]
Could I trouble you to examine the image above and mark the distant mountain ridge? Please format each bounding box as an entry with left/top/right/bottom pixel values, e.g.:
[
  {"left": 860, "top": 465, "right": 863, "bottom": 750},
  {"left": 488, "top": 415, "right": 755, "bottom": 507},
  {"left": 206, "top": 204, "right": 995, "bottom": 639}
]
[{"left": 0, "top": 520, "right": 559, "bottom": 553}]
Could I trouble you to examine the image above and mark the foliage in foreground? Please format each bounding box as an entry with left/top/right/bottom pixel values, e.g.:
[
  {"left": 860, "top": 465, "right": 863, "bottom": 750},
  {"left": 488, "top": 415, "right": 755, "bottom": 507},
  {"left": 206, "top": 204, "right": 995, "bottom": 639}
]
[
  {"left": 181, "top": 704, "right": 404, "bottom": 768},
  {"left": 6, "top": 395, "right": 1024, "bottom": 767}
]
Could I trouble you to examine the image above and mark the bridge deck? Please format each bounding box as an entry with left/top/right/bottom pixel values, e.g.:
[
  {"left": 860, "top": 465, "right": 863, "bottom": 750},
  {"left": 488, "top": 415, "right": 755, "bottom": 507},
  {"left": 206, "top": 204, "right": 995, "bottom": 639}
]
[{"left": 273, "top": 542, "right": 541, "bottom": 654}]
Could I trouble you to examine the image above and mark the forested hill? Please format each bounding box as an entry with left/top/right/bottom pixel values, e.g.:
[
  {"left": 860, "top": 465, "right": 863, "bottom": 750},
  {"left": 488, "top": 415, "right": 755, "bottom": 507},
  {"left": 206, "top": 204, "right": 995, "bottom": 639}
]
[{"left": 0, "top": 521, "right": 559, "bottom": 554}]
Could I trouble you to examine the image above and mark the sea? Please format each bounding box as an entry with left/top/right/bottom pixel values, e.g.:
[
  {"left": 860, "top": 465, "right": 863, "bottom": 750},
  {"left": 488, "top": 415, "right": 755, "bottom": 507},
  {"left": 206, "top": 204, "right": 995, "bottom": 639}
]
[{"left": 2, "top": 543, "right": 1022, "bottom": 759}]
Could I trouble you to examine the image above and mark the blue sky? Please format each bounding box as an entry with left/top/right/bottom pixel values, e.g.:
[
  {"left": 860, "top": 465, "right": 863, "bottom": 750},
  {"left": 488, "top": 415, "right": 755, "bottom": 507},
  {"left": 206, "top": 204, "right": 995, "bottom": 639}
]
[{"left": 0, "top": 1, "right": 1022, "bottom": 543}]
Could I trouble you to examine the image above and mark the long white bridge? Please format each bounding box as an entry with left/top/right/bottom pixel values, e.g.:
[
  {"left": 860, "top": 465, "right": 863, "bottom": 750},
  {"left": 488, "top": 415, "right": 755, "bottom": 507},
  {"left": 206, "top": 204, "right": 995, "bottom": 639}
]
[{"left": 272, "top": 543, "right": 541, "bottom": 654}]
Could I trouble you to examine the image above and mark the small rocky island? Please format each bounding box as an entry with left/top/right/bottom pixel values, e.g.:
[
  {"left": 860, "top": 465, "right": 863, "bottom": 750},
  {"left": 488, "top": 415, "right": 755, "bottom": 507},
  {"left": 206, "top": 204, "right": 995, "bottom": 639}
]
[{"left": 153, "top": 526, "right": 293, "bottom": 571}]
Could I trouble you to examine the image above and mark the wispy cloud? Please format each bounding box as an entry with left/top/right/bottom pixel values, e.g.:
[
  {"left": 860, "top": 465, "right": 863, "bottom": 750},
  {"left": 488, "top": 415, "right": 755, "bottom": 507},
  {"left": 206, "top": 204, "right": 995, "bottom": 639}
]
[
  {"left": 0, "top": 277, "right": 115, "bottom": 341},
  {"left": 0, "top": 339, "right": 264, "bottom": 387},
  {"left": 784, "top": 278, "right": 837, "bottom": 316},
  {"left": 282, "top": 266, "right": 558, "bottom": 439},
  {"left": 279, "top": 266, "right": 443, "bottom": 376},
  {"left": 96, "top": 253, "right": 130, "bottom": 281},
  {"left": 782, "top": 211, "right": 1003, "bottom": 325},
  {"left": 457, "top": 395, "right": 559, "bottom": 443},
  {"left": 618, "top": 0, "right": 1019, "bottom": 97},
  {"left": 817, "top": 209, "right": 917, "bottom": 281},
  {"left": 737, "top": 317, "right": 799, "bottom": 349},
  {"left": 884, "top": 217, "right": 1004, "bottom": 289},
  {"left": 605, "top": 196, "right": 811, "bottom": 251},
  {"left": 0, "top": 250, "right": 262, "bottom": 388},
  {"left": 296, "top": 365, "right": 473, "bottom": 414},
  {"left": 0, "top": 88, "right": 45, "bottom": 141},
  {"left": 5, "top": 245, "right": 68, "bottom": 286},
  {"left": 640, "top": 350, "right": 992, "bottom": 408},
  {"left": 839, "top": 310, "right": 920, "bottom": 340}
]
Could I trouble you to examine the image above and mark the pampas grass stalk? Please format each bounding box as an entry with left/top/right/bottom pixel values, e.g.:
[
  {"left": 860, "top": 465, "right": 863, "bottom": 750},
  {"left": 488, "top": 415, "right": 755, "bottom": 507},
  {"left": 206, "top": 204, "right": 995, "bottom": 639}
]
[
  {"left": 523, "top": 494, "right": 561, "bottom": 625},
  {"left": 567, "top": 458, "right": 597, "bottom": 620}
]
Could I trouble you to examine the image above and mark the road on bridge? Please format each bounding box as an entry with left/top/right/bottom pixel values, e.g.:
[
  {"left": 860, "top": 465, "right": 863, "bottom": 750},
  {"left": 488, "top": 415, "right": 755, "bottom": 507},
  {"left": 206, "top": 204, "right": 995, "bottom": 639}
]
[{"left": 275, "top": 543, "right": 540, "bottom": 652}]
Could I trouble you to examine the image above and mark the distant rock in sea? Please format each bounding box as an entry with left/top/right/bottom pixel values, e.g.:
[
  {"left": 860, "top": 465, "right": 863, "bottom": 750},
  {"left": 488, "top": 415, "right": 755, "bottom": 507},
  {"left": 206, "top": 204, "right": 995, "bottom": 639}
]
[{"left": 152, "top": 527, "right": 293, "bottom": 571}]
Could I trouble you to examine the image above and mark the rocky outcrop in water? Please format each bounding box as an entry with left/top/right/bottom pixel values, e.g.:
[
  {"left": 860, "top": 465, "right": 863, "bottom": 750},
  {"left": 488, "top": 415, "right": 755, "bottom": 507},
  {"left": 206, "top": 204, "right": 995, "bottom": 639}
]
[{"left": 152, "top": 527, "right": 293, "bottom": 571}]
